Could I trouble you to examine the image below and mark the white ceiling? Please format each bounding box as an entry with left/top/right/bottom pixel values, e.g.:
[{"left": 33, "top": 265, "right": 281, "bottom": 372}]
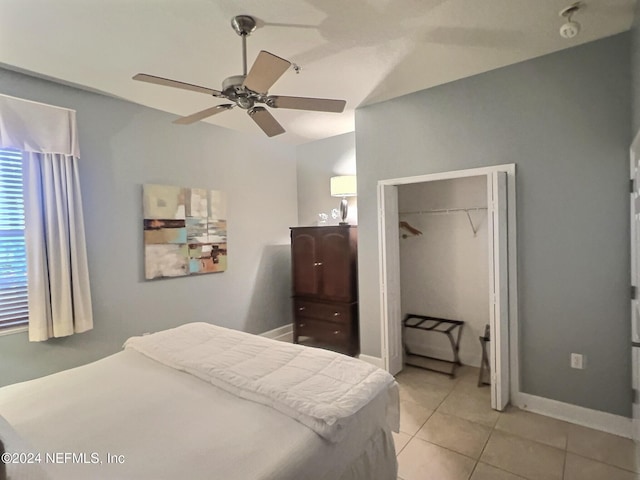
[{"left": 0, "top": 0, "right": 635, "bottom": 144}]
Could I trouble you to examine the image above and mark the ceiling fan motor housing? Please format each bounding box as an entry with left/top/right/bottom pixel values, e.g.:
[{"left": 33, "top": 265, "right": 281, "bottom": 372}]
[
  {"left": 222, "top": 75, "right": 246, "bottom": 94},
  {"left": 222, "top": 74, "right": 264, "bottom": 109}
]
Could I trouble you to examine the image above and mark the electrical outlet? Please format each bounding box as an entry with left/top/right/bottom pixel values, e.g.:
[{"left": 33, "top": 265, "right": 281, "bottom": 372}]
[{"left": 571, "top": 353, "right": 585, "bottom": 369}]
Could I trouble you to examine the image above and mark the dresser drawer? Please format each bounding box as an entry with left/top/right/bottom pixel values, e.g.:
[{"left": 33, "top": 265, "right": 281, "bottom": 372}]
[
  {"left": 294, "top": 299, "right": 352, "bottom": 324},
  {"left": 296, "top": 318, "right": 350, "bottom": 344}
]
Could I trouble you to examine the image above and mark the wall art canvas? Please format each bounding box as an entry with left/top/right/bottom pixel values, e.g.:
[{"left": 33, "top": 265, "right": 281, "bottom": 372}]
[{"left": 143, "top": 184, "right": 227, "bottom": 280}]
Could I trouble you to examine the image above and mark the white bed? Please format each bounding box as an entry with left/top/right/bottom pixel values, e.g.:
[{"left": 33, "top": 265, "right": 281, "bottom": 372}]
[{"left": 0, "top": 323, "right": 399, "bottom": 480}]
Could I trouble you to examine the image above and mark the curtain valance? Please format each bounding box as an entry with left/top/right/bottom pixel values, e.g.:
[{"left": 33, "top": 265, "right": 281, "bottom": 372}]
[
  {"left": 0, "top": 92, "right": 92, "bottom": 340},
  {"left": 0, "top": 93, "right": 79, "bottom": 157}
]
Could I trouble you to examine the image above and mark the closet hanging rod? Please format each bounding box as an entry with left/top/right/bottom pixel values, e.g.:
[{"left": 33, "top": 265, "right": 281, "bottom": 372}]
[{"left": 399, "top": 207, "right": 487, "bottom": 215}]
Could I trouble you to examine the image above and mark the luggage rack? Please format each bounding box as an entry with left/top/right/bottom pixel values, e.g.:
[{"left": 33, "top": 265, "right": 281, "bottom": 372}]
[
  {"left": 478, "top": 324, "right": 491, "bottom": 387},
  {"left": 402, "top": 313, "right": 464, "bottom": 378}
]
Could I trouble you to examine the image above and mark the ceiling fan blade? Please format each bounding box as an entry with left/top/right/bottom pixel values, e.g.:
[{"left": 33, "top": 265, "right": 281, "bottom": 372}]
[
  {"left": 242, "top": 51, "right": 291, "bottom": 94},
  {"left": 248, "top": 107, "right": 285, "bottom": 137},
  {"left": 269, "top": 96, "right": 346, "bottom": 113},
  {"left": 133, "top": 73, "right": 222, "bottom": 97},
  {"left": 173, "top": 104, "right": 234, "bottom": 125}
]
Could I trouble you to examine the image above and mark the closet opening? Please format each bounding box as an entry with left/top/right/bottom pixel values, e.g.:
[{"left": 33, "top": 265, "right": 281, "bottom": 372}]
[{"left": 377, "top": 165, "right": 517, "bottom": 411}]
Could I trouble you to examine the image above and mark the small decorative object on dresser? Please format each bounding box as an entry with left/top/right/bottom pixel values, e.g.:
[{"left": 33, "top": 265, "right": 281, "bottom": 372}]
[{"left": 290, "top": 225, "right": 359, "bottom": 356}]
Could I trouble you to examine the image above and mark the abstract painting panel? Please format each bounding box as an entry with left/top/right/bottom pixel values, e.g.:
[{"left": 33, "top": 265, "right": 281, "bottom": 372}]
[
  {"left": 144, "top": 244, "right": 188, "bottom": 278},
  {"left": 143, "top": 184, "right": 186, "bottom": 219},
  {"left": 143, "top": 184, "right": 227, "bottom": 280}
]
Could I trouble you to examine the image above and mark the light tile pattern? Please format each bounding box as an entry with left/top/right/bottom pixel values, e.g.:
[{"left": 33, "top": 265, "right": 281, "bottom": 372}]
[
  {"left": 416, "top": 411, "right": 491, "bottom": 459},
  {"left": 564, "top": 453, "right": 639, "bottom": 480},
  {"left": 481, "top": 430, "right": 565, "bottom": 480},
  {"left": 398, "top": 437, "right": 476, "bottom": 480},
  {"left": 392, "top": 431, "right": 412, "bottom": 455},
  {"left": 567, "top": 423, "right": 640, "bottom": 473},
  {"left": 394, "top": 365, "right": 639, "bottom": 480}
]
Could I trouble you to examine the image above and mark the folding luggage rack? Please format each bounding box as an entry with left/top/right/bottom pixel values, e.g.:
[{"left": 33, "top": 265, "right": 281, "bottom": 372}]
[
  {"left": 477, "top": 324, "right": 491, "bottom": 387},
  {"left": 402, "top": 313, "right": 464, "bottom": 378}
]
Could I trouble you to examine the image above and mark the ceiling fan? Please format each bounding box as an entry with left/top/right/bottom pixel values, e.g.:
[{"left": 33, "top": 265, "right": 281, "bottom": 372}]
[{"left": 133, "top": 15, "right": 346, "bottom": 137}]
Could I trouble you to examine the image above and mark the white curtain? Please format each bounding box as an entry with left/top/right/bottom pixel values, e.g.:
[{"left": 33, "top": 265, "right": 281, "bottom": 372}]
[{"left": 0, "top": 93, "right": 92, "bottom": 341}]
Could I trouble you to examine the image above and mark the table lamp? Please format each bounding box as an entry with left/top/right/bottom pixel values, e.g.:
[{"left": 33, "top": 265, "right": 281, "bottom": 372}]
[{"left": 330, "top": 175, "right": 357, "bottom": 225}]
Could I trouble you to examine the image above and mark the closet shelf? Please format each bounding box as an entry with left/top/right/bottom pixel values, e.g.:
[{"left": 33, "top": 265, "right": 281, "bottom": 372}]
[
  {"left": 399, "top": 207, "right": 487, "bottom": 215},
  {"left": 399, "top": 207, "right": 487, "bottom": 237}
]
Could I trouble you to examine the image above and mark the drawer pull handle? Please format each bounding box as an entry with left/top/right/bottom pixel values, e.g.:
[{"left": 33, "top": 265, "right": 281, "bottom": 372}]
[
  {"left": 298, "top": 307, "right": 305, "bottom": 311},
  {"left": 300, "top": 323, "right": 305, "bottom": 327},
  {"left": 333, "top": 330, "right": 340, "bottom": 335},
  {"left": 314, "top": 262, "right": 323, "bottom": 266},
  {"left": 333, "top": 312, "right": 341, "bottom": 317}
]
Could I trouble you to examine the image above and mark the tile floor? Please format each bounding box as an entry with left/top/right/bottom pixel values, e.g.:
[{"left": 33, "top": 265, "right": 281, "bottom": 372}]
[{"left": 393, "top": 364, "right": 640, "bottom": 480}]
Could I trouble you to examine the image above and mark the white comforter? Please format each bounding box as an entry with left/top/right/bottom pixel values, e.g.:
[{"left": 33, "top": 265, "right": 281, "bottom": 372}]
[
  {"left": 0, "top": 324, "right": 399, "bottom": 480},
  {"left": 124, "top": 322, "right": 397, "bottom": 442}
]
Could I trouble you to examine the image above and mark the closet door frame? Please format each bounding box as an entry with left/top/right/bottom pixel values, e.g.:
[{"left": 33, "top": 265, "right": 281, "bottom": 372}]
[
  {"left": 630, "top": 131, "right": 640, "bottom": 441},
  {"left": 377, "top": 163, "right": 518, "bottom": 411}
]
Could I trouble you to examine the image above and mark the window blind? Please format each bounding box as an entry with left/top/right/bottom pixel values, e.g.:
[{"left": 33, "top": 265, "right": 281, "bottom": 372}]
[{"left": 0, "top": 148, "right": 28, "bottom": 329}]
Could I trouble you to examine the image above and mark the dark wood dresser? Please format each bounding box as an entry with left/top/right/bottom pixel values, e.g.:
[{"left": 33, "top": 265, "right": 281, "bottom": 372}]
[{"left": 290, "top": 225, "right": 359, "bottom": 356}]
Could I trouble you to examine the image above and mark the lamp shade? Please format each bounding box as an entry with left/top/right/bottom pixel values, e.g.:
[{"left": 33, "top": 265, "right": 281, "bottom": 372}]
[{"left": 330, "top": 175, "right": 357, "bottom": 197}]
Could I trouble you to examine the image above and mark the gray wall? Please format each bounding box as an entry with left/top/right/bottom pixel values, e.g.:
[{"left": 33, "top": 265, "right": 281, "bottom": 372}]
[
  {"left": 296, "top": 132, "right": 357, "bottom": 226},
  {"left": 355, "top": 33, "right": 631, "bottom": 416},
  {"left": 0, "top": 67, "right": 297, "bottom": 387}
]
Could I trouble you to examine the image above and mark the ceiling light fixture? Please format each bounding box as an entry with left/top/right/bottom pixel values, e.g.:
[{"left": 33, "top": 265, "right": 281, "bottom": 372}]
[{"left": 559, "top": 2, "right": 582, "bottom": 39}]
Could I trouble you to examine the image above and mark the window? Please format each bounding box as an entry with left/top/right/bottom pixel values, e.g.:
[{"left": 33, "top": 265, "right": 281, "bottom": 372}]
[{"left": 0, "top": 148, "right": 28, "bottom": 329}]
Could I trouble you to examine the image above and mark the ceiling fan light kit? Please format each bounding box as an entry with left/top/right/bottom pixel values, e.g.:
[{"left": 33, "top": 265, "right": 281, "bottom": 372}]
[
  {"left": 559, "top": 2, "right": 582, "bottom": 39},
  {"left": 133, "top": 15, "right": 346, "bottom": 137}
]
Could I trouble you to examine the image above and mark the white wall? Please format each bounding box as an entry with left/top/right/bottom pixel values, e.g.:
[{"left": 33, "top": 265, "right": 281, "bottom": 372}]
[
  {"left": 296, "top": 132, "right": 357, "bottom": 226},
  {"left": 0, "top": 66, "right": 298, "bottom": 387},
  {"left": 398, "top": 176, "right": 488, "bottom": 367}
]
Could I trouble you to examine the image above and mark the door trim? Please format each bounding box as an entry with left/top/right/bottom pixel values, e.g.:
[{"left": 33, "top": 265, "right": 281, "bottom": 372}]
[
  {"left": 377, "top": 163, "right": 518, "bottom": 405},
  {"left": 489, "top": 171, "right": 509, "bottom": 410},
  {"left": 630, "top": 130, "right": 640, "bottom": 441},
  {"left": 378, "top": 183, "right": 403, "bottom": 374}
]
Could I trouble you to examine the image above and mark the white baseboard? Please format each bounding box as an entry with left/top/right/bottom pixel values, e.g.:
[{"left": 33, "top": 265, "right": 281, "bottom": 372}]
[
  {"left": 512, "top": 392, "right": 632, "bottom": 439},
  {"left": 358, "top": 354, "right": 384, "bottom": 369},
  {"left": 260, "top": 324, "right": 293, "bottom": 341}
]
